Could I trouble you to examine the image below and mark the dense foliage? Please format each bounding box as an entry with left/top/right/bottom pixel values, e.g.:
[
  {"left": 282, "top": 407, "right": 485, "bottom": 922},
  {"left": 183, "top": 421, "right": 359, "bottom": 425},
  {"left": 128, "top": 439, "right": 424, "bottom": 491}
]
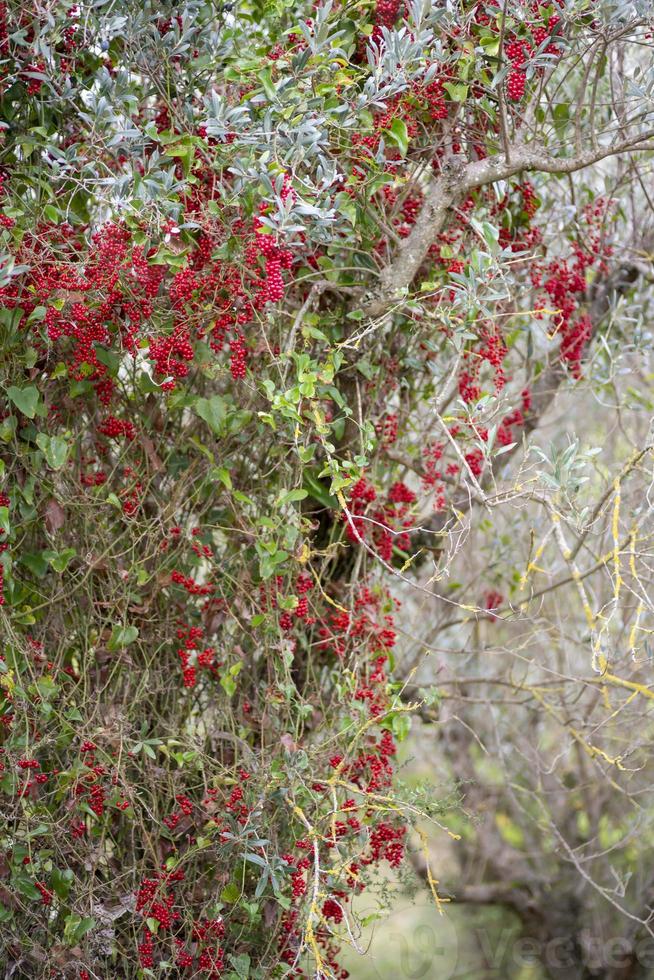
[{"left": 0, "top": 1, "right": 653, "bottom": 977}]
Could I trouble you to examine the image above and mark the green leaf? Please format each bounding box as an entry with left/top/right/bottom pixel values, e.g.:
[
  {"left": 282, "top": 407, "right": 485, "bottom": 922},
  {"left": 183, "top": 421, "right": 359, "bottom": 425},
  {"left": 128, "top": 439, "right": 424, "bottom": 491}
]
[
  {"left": 390, "top": 712, "right": 411, "bottom": 741},
  {"left": 355, "top": 358, "right": 374, "bottom": 380},
  {"left": 258, "top": 550, "right": 289, "bottom": 580},
  {"left": 27, "top": 306, "right": 47, "bottom": 324},
  {"left": 277, "top": 488, "right": 308, "bottom": 506},
  {"left": 194, "top": 396, "right": 227, "bottom": 436},
  {"left": 226, "top": 409, "right": 252, "bottom": 436},
  {"left": 24, "top": 824, "right": 50, "bottom": 839},
  {"left": 220, "top": 881, "right": 241, "bottom": 903},
  {"left": 480, "top": 36, "right": 500, "bottom": 56},
  {"left": 243, "top": 853, "right": 267, "bottom": 868},
  {"left": 44, "top": 548, "right": 77, "bottom": 573},
  {"left": 0, "top": 417, "right": 17, "bottom": 442},
  {"left": 94, "top": 346, "right": 121, "bottom": 373},
  {"left": 75, "top": 916, "right": 96, "bottom": 940},
  {"left": 220, "top": 673, "right": 237, "bottom": 697},
  {"left": 51, "top": 867, "right": 74, "bottom": 900},
  {"left": 21, "top": 552, "right": 49, "bottom": 577},
  {"left": 35, "top": 675, "right": 59, "bottom": 700},
  {"left": 14, "top": 876, "right": 41, "bottom": 901},
  {"left": 6, "top": 385, "right": 40, "bottom": 419},
  {"left": 36, "top": 433, "right": 70, "bottom": 470},
  {"left": 302, "top": 471, "right": 337, "bottom": 509},
  {"left": 214, "top": 466, "right": 232, "bottom": 490},
  {"left": 387, "top": 117, "right": 408, "bottom": 157},
  {"left": 259, "top": 68, "right": 277, "bottom": 100},
  {"left": 444, "top": 81, "right": 469, "bottom": 102},
  {"left": 107, "top": 625, "right": 139, "bottom": 651},
  {"left": 64, "top": 913, "right": 96, "bottom": 945},
  {"left": 229, "top": 953, "right": 251, "bottom": 979}
]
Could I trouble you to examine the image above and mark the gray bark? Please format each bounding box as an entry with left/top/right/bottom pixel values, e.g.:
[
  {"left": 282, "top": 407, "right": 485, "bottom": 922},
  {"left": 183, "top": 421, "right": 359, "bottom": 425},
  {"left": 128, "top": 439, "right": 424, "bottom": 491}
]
[{"left": 364, "top": 133, "right": 654, "bottom": 319}]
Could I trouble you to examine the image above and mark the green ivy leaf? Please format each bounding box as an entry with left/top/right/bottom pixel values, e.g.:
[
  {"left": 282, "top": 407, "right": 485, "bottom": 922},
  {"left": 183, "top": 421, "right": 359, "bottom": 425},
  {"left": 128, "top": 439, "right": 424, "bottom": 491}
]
[
  {"left": 36, "top": 433, "right": 70, "bottom": 470},
  {"left": 64, "top": 913, "right": 96, "bottom": 945},
  {"left": 14, "top": 876, "right": 42, "bottom": 901},
  {"left": 229, "top": 953, "right": 251, "bottom": 979},
  {"left": 51, "top": 867, "right": 74, "bottom": 900},
  {"left": 108, "top": 625, "right": 139, "bottom": 651},
  {"left": 194, "top": 396, "right": 227, "bottom": 436},
  {"left": 6, "top": 385, "right": 41, "bottom": 419},
  {"left": 21, "top": 552, "right": 49, "bottom": 577},
  {"left": 220, "top": 881, "right": 241, "bottom": 903},
  {"left": 44, "top": 548, "right": 77, "bottom": 573}
]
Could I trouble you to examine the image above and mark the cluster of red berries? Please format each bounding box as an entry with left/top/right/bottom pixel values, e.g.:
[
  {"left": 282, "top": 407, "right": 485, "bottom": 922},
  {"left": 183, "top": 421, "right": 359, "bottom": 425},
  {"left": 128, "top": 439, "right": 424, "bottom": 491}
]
[
  {"left": 163, "top": 793, "right": 195, "bottom": 831},
  {"left": 345, "top": 476, "right": 416, "bottom": 562},
  {"left": 505, "top": 40, "right": 528, "bottom": 101},
  {"left": 355, "top": 655, "right": 391, "bottom": 717},
  {"left": 484, "top": 590, "right": 504, "bottom": 616},
  {"left": 504, "top": 8, "right": 562, "bottom": 101},
  {"left": 35, "top": 881, "right": 53, "bottom": 906},
  {"left": 119, "top": 466, "right": 143, "bottom": 518},
  {"left": 259, "top": 572, "right": 316, "bottom": 635},
  {"left": 149, "top": 325, "right": 195, "bottom": 388},
  {"left": 367, "top": 819, "right": 406, "bottom": 867},
  {"left": 98, "top": 415, "right": 136, "bottom": 440},
  {"left": 533, "top": 198, "right": 612, "bottom": 377},
  {"left": 136, "top": 867, "right": 185, "bottom": 933},
  {"left": 223, "top": 783, "right": 251, "bottom": 826},
  {"left": 171, "top": 569, "right": 214, "bottom": 597},
  {"left": 253, "top": 215, "right": 294, "bottom": 305},
  {"left": 176, "top": 623, "right": 207, "bottom": 688},
  {"left": 138, "top": 929, "right": 155, "bottom": 967},
  {"left": 369, "top": 0, "right": 403, "bottom": 47},
  {"left": 68, "top": 742, "right": 110, "bottom": 819},
  {"left": 375, "top": 412, "right": 398, "bottom": 447},
  {"left": 318, "top": 584, "right": 396, "bottom": 663}
]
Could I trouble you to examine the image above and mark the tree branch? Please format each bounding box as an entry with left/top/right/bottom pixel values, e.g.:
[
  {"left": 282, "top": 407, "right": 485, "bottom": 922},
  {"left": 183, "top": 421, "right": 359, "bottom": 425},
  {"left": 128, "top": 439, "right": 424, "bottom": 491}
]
[{"left": 365, "top": 132, "right": 654, "bottom": 317}]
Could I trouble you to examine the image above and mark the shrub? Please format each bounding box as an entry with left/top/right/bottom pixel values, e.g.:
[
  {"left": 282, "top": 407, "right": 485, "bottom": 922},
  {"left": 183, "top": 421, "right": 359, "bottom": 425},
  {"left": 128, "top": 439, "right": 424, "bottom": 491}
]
[{"left": 0, "top": 1, "right": 652, "bottom": 977}]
